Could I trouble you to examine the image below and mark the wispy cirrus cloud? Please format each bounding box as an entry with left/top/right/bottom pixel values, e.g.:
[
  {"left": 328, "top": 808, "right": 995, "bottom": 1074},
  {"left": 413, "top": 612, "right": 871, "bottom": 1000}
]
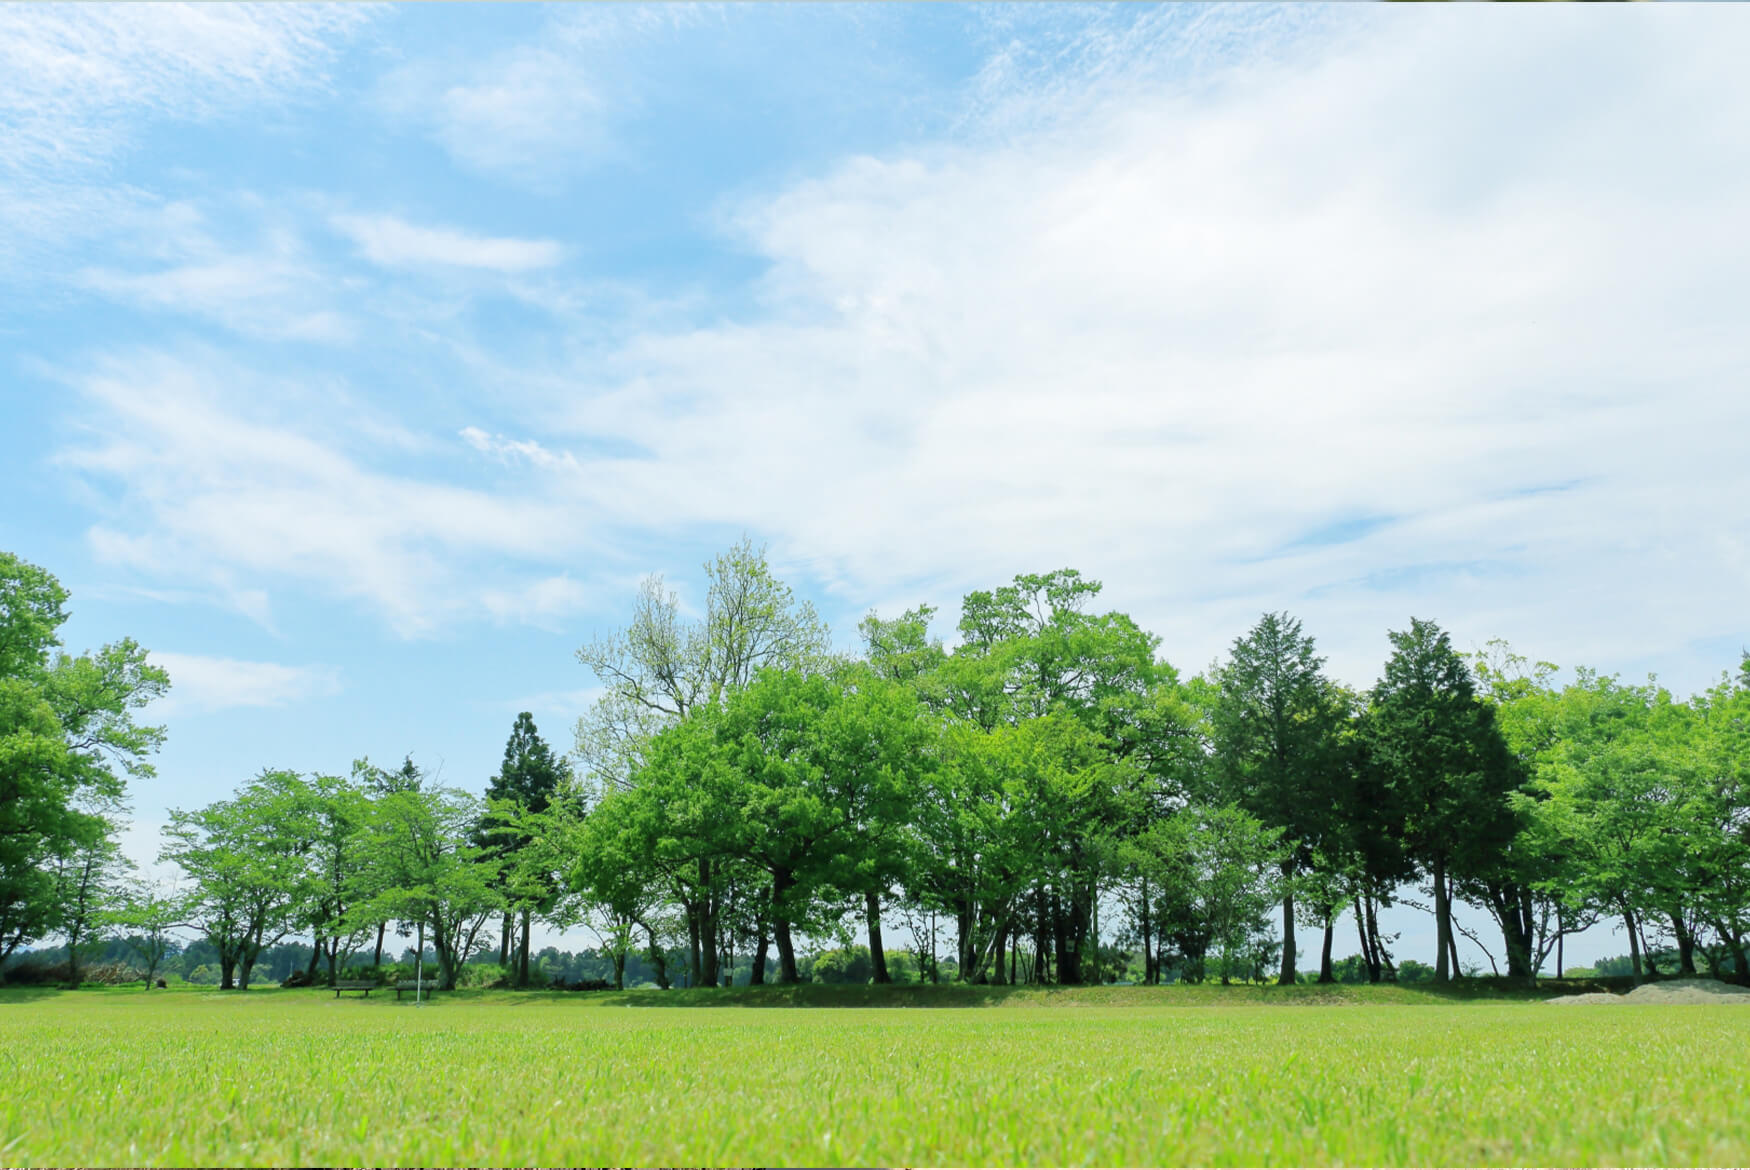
[
  {"left": 148, "top": 652, "right": 342, "bottom": 717},
  {"left": 331, "top": 214, "right": 564, "bottom": 273},
  {"left": 0, "top": 5, "right": 374, "bottom": 267},
  {"left": 0, "top": 3, "right": 373, "bottom": 178},
  {"left": 459, "top": 427, "right": 580, "bottom": 472},
  {"left": 375, "top": 6, "right": 717, "bottom": 187},
  {"left": 55, "top": 348, "right": 589, "bottom": 637}
]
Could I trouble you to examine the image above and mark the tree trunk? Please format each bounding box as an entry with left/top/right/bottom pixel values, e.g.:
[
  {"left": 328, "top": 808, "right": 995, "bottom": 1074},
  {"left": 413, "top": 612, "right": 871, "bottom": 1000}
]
[
  {"left": 991, "top": 918, "right": 1007, "bottom": 985},
  {"left": 1432, "top": 856, "right": 1452, "bottom": 982},
  {"left": 751, "top": 926, "right": 769, "bottom": 986},
  {"left": 699, "top": 861, "right": 719, "bottom": 989},
  {"left": 1090, "top": 881, "right": 1100, "bottom": 986},
  {"left": 1054, "top": 890, "right": 1082, "bottom": 985},
  {"left": 1368, "top": 897, "right": 1395, "bottom": 982},
  {"left": 1035, "top": 888, "right": 1049, "bottom": 985},
  {"left": 306, "top": 937, "right": 322, "bottom": 980},
  {"left": 239, "top": 937, "right": 261, "bottom": 990},
  {"left": 1638, "top": 916, "right": 1659, "bottom": 976},
  {"left": 1318, "top": 911, "right": 1336, "bottom": 983},
  {"left": 1279, "top": 880, "right": 1297, "bottom": 985},
  {"left": 1139, "top": 877, "right": 1156, "bottom": 985},
  {"left": 373, "top": 921, "right": 386, "bottom": 968},
  {"left": 612, "top": 949, "right": 626, "bottom": 991},
  {"left": 1355, "top": 897, "right": 1376, "bottom": 982},
  {"left": 1671, "top": 911, "right": 1697, "bottom": 976},
  {"left": 1490, "top": 883, "right": 1534, "bottom": 978},
  {"left": 866, "top": 891, "right": 891, "bottom": 984},
  {"left": 955, "top": 898, "right": 974, "bottom": 981},
  {"left": 1725, "top": 935, "right": 1749, "bottom": 986},
  {"left": 646, "top": 923, "right": 669, "bottom": 989},
  {"left": 1624, "top": 906, "right": 1644, "bottom": 982},
  {"left": 518, "top": 907, "right": 532, "bottom": 987},
  {"left": 773, "top": 917, "right": 799, "bottom": 984},
  {"left": 685, "top": 904, "right": 702, "bottom": 990},
  {"left": 771, "top": 870, "right": 800, "bottom": 984},
  {"left": 220, "top": 957, "right": 237, "bottom": 990},
  {"left": 499, "top": 914, "right": 512, "bottom": 967},
  {"left": 433, "top": 918, "right": 458, "bottom": 990}
]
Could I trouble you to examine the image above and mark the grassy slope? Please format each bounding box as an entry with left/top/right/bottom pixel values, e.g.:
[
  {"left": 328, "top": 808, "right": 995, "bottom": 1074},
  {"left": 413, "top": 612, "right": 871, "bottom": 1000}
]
[{"left": 3, "top": 986, "right": 1746, "bottom": 1166}]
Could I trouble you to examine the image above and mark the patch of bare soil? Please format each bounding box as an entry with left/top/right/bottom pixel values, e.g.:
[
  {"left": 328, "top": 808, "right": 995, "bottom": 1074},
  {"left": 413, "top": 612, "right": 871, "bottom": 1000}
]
[{"left": 1547, "top": 977, "right": 1750, "bottom": 1005}]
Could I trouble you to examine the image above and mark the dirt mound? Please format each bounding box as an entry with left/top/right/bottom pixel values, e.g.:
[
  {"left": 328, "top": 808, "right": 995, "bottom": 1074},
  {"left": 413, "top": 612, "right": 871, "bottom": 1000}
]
[
  {"left": 1625, "top": 978, "right": 1750, "bottom": 1003},
  {"left": 1547, "top": 978, "right": 1750, "bottom": 1005}
]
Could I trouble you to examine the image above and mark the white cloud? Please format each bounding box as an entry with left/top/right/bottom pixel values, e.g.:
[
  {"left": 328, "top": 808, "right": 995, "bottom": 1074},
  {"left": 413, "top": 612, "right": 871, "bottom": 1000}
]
[
  {"left": 376, "top": 8, "right": 711, "bottom": 186},
  {"left": 379, "top": 45, "right": 610, "bottom": 187},
  {"left": 0, "top": 4, "right": 371, "bottom": 176},
  {"left": 512, "top": 7, "right": 1750, "bottom": 691},
  {"left": 38, "top": 9, "right": 1750, "bottom": 694},
  {"left": 460, "top": 427, "right": 580, "bottom": 472},
  {"left": 0, "top": 5, "right": 373, "bottom": 266},
  {"left": 332, "top": 214, "right": 564, "bottom": 273},
  {"left": 56, "top": 349, "right": 586, "bottom": 637},
  {"left": 481, "top": 575, "right": 592, "bottom": 628},
  {"left": 497, "top": 685, "right": 606, "bottom": 724},
  {"left": 77, "top": 259, "right": 349, "bottom": 343},
  {"left": 148, "top": 652, "right": 342, "bottom": 717}
]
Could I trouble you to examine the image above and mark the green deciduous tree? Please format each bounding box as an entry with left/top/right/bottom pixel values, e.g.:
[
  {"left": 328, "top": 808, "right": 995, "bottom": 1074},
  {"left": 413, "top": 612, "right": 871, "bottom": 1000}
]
[
  {"left": 574, "top": 537, "right": 832, "bottom": 793},
  {"left": 52, "top": 827, "right": 132, "bottom": 986},
  {"left": 0, "top": 552, "right": 167, "bottom": 974},
  {"left": 162, "top": 770, "right": 316, "bottom": 990},
  {"left": 114, "top": 878, "right": 180, "bottom": 988},
  {"left": 364, "top": 772, "right": 501, "bottom": 990}
]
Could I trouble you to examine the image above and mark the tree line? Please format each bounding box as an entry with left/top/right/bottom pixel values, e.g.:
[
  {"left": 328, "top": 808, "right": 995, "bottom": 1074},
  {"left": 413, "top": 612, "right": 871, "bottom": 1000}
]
[{"left": 3, "top": 544, "right": 1745, "bottom": 990}]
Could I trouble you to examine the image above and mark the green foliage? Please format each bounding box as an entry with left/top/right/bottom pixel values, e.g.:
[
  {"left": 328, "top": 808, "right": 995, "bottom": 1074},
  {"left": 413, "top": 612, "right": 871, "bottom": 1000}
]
[
  {"left": 811, "top": 944, "right": 873, "bottom": 984},
  {"left": 573, "top": 537, "right": 832, "bottom": 792},
  {"left": 0, "top": 552, "right": 167, "bottom": 973},
  {"left": 1209, "top": 611, "right": 1347, "bottom": 982},
  {"left": 161, "top": 770, "right": 320, "bottom": 989},
  {"left": 1361, "top": 618, "right": 1520, "bottom": 980},
  {"left": 360, "top": 770, "right": 502, "bottom": 990}
]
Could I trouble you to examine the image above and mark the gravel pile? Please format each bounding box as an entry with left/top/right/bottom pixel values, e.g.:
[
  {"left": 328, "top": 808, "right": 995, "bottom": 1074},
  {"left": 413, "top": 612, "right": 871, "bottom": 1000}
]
[{"left": 1547, "top": 977, "right": 1750, "bottom": 1005}]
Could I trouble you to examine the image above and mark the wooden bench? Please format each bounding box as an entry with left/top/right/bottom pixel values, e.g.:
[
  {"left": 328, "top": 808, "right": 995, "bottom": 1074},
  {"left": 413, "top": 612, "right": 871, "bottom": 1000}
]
[
  {"left": 396, "top": 979, "right": 438, "bottom": 1001},
  {"left": 333, "top": 980, "right": 380, "bottom": 998}
]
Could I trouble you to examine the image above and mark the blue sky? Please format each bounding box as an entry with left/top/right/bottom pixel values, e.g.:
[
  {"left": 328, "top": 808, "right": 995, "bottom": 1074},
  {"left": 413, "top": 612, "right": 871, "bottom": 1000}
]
[{"left": 4, "top": 3, "right": 1748, "bottom": 969}]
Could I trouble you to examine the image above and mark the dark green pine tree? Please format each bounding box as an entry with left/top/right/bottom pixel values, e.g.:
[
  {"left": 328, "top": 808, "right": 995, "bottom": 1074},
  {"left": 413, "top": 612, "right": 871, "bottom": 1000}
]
[
  {"left": 1361, "top": 618, "right": 1519, "bottom": 983},
  {"left": 1210, "top": 611, "right": 1346, "bottom": 985},
  {"left": 480, "top": 712, "right": 567, "bottom": 986}
]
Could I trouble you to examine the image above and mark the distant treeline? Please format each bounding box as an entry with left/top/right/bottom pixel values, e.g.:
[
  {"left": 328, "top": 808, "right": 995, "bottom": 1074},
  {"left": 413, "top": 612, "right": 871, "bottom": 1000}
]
[{"left": 4, "top": 545, "right": 1747, "bottom": 992}]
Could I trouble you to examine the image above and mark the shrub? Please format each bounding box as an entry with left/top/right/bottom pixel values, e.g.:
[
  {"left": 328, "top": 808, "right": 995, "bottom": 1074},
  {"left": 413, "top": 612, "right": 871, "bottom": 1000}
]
[
  {"left": 1, "top": 957, "right": 73, "bottom": 985},
  {"left": 1397, "top": 959, "right": 1436, "bottom": 984},
  {"left": 80, "top": 962, "right": 142, "bottom": 986},
  {"left": 460, "top": 964, "right": 511, "bottom": 989}
]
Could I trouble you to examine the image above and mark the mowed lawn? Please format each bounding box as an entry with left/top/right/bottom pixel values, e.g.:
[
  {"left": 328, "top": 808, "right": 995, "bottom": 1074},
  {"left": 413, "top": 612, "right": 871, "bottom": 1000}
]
[{"left": 2, "top": 985, "right": 1746, "bottom": 1167}]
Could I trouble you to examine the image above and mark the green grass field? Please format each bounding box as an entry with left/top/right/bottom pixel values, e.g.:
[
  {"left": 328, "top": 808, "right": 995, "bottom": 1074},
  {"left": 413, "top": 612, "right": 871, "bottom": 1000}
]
[{"left": 3, "top": 984, "right": 1746, "bottom": 1167}]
